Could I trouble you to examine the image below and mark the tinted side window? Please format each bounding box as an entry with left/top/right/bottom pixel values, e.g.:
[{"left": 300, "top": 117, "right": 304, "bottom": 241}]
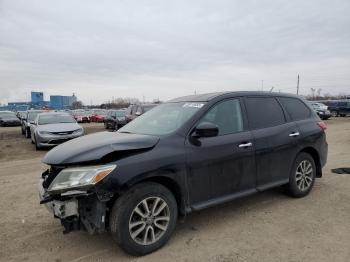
[
  {"left": 136, "top": 106, "right": 142, "bottom": 114},
  {"left": 200, "top": 99, "right": 243, "bottom": 135},
  {"left": 126, "top": 106, "right": 132, "bottom": 115},
  {"left": 245, "top": 97, "right": 285, "bottom": 129},
  {"left": 131, "top": 106, "right": 138, "bottom": 114},
  {"left": 278, "top": 97, "right": 311, "bottom": 121}
]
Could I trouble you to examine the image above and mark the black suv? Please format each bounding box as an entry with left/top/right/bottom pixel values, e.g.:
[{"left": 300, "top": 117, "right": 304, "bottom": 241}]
[
  {"left": 39, "top": 92, "right": 327, "bottom": 256},
  {"left": 324, "top": 100, "right": 350, "bottom": 117},
  {"left": 125, "top": 104, "right": 157, "bottom": 123},
  {"left": 104, "top": 109, "right": 127, "bottom": 130}
]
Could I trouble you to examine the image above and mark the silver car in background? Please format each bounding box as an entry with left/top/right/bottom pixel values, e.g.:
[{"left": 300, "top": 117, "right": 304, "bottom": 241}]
[{"left": 30, "top": 112, "right": 84, "bottom": 149}]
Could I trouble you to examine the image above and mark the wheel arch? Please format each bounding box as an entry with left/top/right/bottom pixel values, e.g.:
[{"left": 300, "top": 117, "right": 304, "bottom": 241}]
[
  {"left": 299, "top": 147, "right": 322, "bottom": 178},
  {"left": 113, "top": 174, "right": 187, "bottom": 217}
]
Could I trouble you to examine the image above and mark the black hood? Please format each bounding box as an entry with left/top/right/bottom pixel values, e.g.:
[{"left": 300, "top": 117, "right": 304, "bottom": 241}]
[{"left": 43, "top": 131, "right": 160, "bottom": 165}]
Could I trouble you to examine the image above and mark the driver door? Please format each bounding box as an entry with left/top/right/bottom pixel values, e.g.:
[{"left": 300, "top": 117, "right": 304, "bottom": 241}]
[{"left": 185, "top": 98, "right": 256, "bottom": 209}]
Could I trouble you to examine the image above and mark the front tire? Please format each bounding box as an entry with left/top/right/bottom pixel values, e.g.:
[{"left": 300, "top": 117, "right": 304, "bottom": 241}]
[
  {"left": 286, "top": 152, "right": 316, "bottom": 198},
  {"left": 109, "top": 182, "right": 178, "bottom": 256},
  {"left": 25, "top": 128, "right": 31, "bottom": 138},
  {"left": 34, "top": 135, "right": 41, "bottom": 150}
]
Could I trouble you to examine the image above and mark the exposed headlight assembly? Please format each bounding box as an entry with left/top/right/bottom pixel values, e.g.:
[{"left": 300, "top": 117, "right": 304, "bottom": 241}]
[{"left": 48, "top": 164, "right": 116, "bottom": 193}]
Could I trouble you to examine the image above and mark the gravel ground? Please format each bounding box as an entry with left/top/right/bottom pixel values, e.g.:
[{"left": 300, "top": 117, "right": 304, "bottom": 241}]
[{"left": 0, "top": 118, "right": 349, "bottom": 262}]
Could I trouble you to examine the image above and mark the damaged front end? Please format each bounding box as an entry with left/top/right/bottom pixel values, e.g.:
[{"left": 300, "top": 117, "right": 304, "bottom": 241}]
[{"left": 39, "top": 164, "right": 116, "bottom": 235}]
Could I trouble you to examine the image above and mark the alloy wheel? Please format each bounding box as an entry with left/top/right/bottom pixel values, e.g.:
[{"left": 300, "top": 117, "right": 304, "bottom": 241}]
[
  {"left": 295, "top": 160, "right": 313, "bottom": 191},
  {"left": 129, "top": 197, "right": 170, "bottom": 246}
]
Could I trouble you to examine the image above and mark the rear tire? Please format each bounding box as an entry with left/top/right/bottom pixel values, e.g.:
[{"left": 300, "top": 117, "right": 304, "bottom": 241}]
[
  {"left": 286, "top": 152, "right": 316, "bottom": 198},
  {"left": 331, "top": 111, "right": 338, "bottom": 117},
  {"left": 109, "top": 182, "right": 178, "bottom": 256}
]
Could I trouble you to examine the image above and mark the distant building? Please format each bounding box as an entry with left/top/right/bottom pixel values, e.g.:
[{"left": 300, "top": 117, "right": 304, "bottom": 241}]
[
  {"left": 31, "top": 91, "right": 44, "bottom": 104},
  {"left": 7, "top": 102, "right": 30, "bottom": 111},
  {"left": 3, "top": 91, "right": 78, "bottom": 111},
  {"left": 50, "top": 94, "right": 77, "bottom": 109}
]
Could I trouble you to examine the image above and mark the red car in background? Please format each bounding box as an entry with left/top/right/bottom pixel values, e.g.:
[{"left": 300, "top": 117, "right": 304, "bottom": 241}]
[
  {"left": 73, "top": 111, "right": 91, "bottom": 123},
  {"left": 90, "top": 109, "right": 106, "bottom": 122}
]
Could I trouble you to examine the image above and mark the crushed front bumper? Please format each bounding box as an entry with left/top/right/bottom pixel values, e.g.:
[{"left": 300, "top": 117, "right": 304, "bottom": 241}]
[{"left": 38, "top": 179, "right": 108, "bottom": 234}]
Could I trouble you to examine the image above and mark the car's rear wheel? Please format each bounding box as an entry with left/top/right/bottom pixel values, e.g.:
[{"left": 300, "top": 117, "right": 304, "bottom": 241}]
[
  {"left": 331, "top": 111, "right": 338, "bottom": 117},
  {"left": 109, "top": 182, "right": 178, "bottom": 256},
  {"left": 286, "top": 152, "right": 316, "bottom": 198}
]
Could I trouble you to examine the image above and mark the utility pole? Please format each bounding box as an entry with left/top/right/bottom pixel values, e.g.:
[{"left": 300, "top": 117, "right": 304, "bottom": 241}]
[
  {"left": 297, "top": 74, "right": 300, "bottom": 95},
  {"left": 261, "top": 80, "right": 264, "bottom": 91}
]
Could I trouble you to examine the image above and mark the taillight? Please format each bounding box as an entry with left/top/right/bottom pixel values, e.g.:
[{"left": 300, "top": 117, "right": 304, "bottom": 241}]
[{"left": 318, "top": 121, "right": 327, "bottom": 131}]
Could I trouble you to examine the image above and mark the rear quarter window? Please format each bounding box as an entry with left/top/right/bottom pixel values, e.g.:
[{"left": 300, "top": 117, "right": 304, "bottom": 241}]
[
  {"left": 245, "top": 97, "right": 286, "bottom": 129},
  {"left": 278, "top": 97, "right": 311, "bottom": 121}
]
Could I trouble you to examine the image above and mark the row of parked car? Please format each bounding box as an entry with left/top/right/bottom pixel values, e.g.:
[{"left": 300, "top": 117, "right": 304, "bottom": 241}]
[
  {"left": 16, "top": 110, "right": 85, "bottom": 149},
  {"left": 0, "top": 103, "right": 158, "bottom": 150},
  {"left": 307, "top": 100, "right": 350, "bottom": 120}
]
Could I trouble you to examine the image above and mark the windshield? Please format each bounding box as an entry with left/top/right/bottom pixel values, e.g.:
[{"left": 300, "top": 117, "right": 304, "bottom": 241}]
[
  {"left": 119, "top": 102, "right": 205, "bottom": 135},
  {"left": 116, "top": 111, "right": 126, "bottom": 117},
  {"left": 38, "top": 114, "right": 76, "bottom": 125},
  {"left": 28, "top": 111, "right": 43, "bottom": 121}
]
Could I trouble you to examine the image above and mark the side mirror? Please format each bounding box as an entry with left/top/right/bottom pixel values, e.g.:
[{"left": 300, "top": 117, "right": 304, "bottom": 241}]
[
  {"left": 193, "top": 122, "right": 219, "bottom": 138},
  {"left": 135, "top": 112, "right": 141, "bottom": 116}
]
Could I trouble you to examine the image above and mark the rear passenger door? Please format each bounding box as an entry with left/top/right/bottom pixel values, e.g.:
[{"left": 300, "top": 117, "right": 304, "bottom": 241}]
[
  {"left": 244, "top": 96, "right": 300, "bottom": 190},
  {"left": 277, "top": 97, "right": 317, "bottom": 152}
]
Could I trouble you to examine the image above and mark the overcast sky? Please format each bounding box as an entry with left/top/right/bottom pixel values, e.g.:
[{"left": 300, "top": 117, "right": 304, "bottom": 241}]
[{"left": 0, "top": 0, "right": 349, "bottom": 105}]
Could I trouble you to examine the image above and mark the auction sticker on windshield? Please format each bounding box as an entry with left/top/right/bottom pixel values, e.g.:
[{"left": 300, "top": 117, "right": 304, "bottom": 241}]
[{"left": 183, "top": 103, "right": 205, "bottom": 108}]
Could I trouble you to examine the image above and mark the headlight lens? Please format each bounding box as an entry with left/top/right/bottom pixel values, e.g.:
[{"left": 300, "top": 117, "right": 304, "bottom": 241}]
[
  {"left": 39, "top": 131, "right": 51, "bottom": 135},
  {"left": 48, "top": 164, "right": 116, "bottom": 193}
]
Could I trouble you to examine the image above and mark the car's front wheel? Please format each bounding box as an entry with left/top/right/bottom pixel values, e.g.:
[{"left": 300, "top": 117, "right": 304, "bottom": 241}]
[
  {"left": 25, "top": 128, "right": 31, "bottom": 138},
  {"left": 109, "top": 182, "right": 178, "bottom": 256},
  {"left": 286, "top": 152, "right": 316, "bottom": 198},
  {"left": 34, "top": 135, "right": 41, "bottom": 150}
]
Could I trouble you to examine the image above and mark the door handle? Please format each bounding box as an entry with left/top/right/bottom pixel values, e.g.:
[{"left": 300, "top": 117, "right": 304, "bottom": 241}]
[
  {"left": 238, "top": 142, "right": 253, "bottom": 148},
  {"left": 289, "top": 132, "right": 300, "bottom": 137}
]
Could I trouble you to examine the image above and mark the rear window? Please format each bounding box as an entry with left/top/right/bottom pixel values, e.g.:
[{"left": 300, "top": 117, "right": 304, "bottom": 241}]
[
  {"left": 278, "top": 97, "right": 311, "bottom": 121},
  {"left": 245, "top": 97, "right": 286, "bottom": 129}
]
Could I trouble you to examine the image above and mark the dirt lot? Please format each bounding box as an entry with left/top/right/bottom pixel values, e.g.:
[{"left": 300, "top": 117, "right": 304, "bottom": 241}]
[{"left": 0, "top": 119, "right": 349, "bottom": 262}]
